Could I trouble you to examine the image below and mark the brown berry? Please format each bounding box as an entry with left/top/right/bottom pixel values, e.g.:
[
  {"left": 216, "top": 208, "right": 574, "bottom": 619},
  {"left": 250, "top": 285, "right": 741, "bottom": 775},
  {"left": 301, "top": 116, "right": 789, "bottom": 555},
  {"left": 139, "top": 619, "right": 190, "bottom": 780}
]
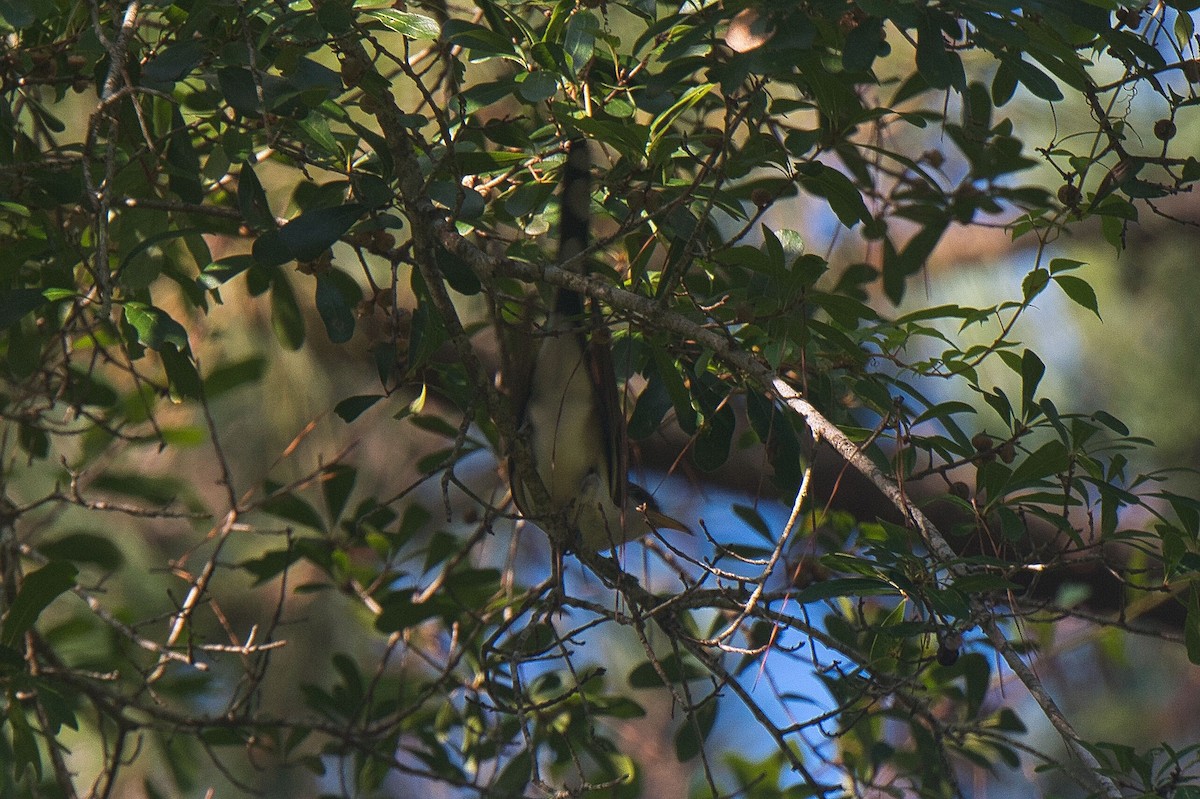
[
  {"left": 936, "top": 631, "right": 963, "bottom": 666},
  {"left": 950, "top": 481, "right": 971, "bottom": 500},
  {"left": 1154, "top": 118, "right": 1176, "bottom": 141},
  {"left": 1115, "top": 7, "right": 1142, "bottom": 28},
  {"left": 347, "top": 230, "right": 374, "bottom": 248},
  {"left": 750, "top": 187, "right": 773, "bottom": 207},
  {"left": 936, "top": 644, "right": 959, "bottom": 666},
  {"left": 1057, "top": 183, "right": 1081, "bottom": 207},
  {"left": 922, "top": 149, "right": 945, "bottom": 169},
  {"left": 368, "top": 230, "right": 395, "bottom": 255},
  {"left": 998, "top": 441, "right": 1016, "bottom": 464},
  {"left": 972, "top": 432, "right": 995, "bottom": 464}
]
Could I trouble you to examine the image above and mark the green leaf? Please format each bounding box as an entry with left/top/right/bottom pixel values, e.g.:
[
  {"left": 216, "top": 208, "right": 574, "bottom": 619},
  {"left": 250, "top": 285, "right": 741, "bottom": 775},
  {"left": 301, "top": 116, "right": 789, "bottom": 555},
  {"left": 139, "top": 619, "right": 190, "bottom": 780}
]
[
  {"left": 674, "top": 700, "right": 716, "bottom": 761},
  {"left": 792, "top": 577, "right": 896, "bottom": 603},
  {"left": 1091, "top": 410, "right": 1129, "bottom": 436},
  {"left": 239, "top": 546, "right": 306, "bottom": 585},
  {"left": 270, "top": 275, "right": 305, "bottom": 350},
  {"left": 0, "top": 0, "right": 36, "bottom": 28},
  {"left": 239, "top": 162, "right": 275, "bottom": 230},
  {"left": 1020, "top": 349, "right": 1044, "bottom": 419},
  {"left": 2, "top": 561, "right": 78, "bottom": 646},
  {"left": 166, "top": 109, "right": 203, "bottom": 204},
  {"left": 1012, "top": 57, "right": 1063, "bottom": 101},
  {"left": 795, "top": 161, "right": 870, "bottom": 228},
  {"left": 204, "top": 357, "right": 267, "bottom": 399},
  {"left": 1022, "top": 267, "right": 1049, "bottom": 301},
  {"left": 315, "top": 268, "right": 362, "bottom": 343},
  {"left": 1053, "top": 275, "right": 1100, "bottom": 318},
  {"left": 693, "top": 400, "right": 735, "bottom": 471},
  {"left": 375, "top": 592, "right": 447, "bottom": 633},
  {"left": 628, "top": 653, "right": 707, "bottom": 688},
  {"left": 198, "top": 255, "right": 255, "bottom": 290},
  {"left": 143, "top": 40, "right": 206, "bottom": 85},
  {"left": 260, "top": 488, "right": 327, "bottom": 532},
  {"left": 123, "top": 302, "right": 189, "bottom": 352},
  {"left": 1009, "top": 440, "right": 1070, "bottom": 487},
  {"left": 649, "top": 82, "right": 717, "bottom": 144},
  {"left": 335, "top": 394, "right": 384, "bottom": 422},
  {"left": 161, "top": 345, "right": 203, "bottom": 400},
  {"left": 365, "top": 9, "right": 441, "bottom": 39},
  {"left": 562, "top": 10, "right": 598, "bottom": 75},
  {"left": 322, "top": 464, "right": 356, "bottom": 526},
  {"left": 1186, "top": 587, "right": 1200, "bottom": 666},
  {"left": 7, "top": 696, "right": 42, "bottom": 781},
  {"left": 916, "top": 13, "right": 964, "bottom": 90},
  {"left": 732, "top": 503, "right": 774, "bottom": 544},
  {"left": 277, "top": 204, "right": 365, "bottom": 262},
  {"left": 37, "top": 533, "right": 123, "bottom": 571},
  {"left": 992, "top": 58, "right": 1018, "bottom": 106}
]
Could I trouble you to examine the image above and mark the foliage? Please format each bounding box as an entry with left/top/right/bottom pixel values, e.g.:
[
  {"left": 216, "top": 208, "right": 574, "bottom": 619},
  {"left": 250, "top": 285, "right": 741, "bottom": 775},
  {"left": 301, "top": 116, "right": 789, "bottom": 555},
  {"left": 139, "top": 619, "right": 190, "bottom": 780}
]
[{"left": 3, "top": 0, "right": 1200, "bottom": 797}]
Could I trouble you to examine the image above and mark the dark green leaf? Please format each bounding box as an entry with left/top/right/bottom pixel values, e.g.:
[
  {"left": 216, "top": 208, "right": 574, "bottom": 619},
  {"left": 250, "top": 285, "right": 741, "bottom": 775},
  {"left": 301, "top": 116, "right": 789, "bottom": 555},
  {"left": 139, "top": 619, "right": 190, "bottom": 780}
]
[
  {"left": 198, "top": 255, "right": 255, "bottom": 290},
  {"left": 492, "top": 750, "right": 532, "bottom": 797},
  {"left": 1009, "top": 440, "right": 1070, "bottom": 487},
  {"left": 7, "top": 698, "right": 42, "bottom": 781},
  {"left": 0, "top": 288, "right": 47, "bottom": 328},
  {"left": 322, "top": 464, "right": 356, "bottom": 526},
  {"left": 161, "top": 345, "right": 203, "bottom": 400},
  {"left": 37, "top": 533, "right": 123, "bottom": 571},
  {"left": 0, "top": 0, "right": 36, "bottom": 28},
  {"left": 270, "top": 275, "right": 305, "bottom": 350},
  {"left": 916, "top": 13, "right": 963, "bottom": 90},
  {"left": 260, "top": 489, "right": 326, "bottom": 532},
  {"left": 2, "top": 561, "right": 78, "bottom": 646},
  {"left": 1053, "top": 274, "right": 1100, "bottom": 318},
  {"left": 143, "top": 41, "right": 206, "bottom": 85},
  {"left": 239, "top": 162, "right": 275, "bottom": 230},
  {"left": 315, "top": 268, "right": 362, "bottom": 343},
  {"left": 277, "top": 204, "right": 364, "bottom": 262},
  {"left": 336, "top": 394, "right": 384, "bottom": 422},
  {"left": 1012, "top": 58, "right": 1063, "bottom": 101},
  {"left": 375, "top": 592, "right": 447, "bottom": 633},
  {"left": 1091, "top": 410, "right": 1129, "bottom": 436},
  {"left": 240, "top": 546, "right": 306, "bottom": 585},
  {"left": 204, "top": 357, "right": 267, "bottom": 399},
  {"left": 693, "top": 401, "right": 735, "bottom": 471},
  {"left": 1022, "top": 267, "right": 1049, "bottom": 301},
  {"left": 628, "top": 653, "right": 707, "bottom": 688},
  {"left": 795, "top": 161, "right": 870, "bottom": 227},
  {"left": 674, "top": 701, "right": 716, "bottom": 761},
  {"left": 166, "top": 109, "right": 203, "bottom": 204},
  {"left": 732, "top": 503, "right": 774, "bottom": 544},
  {"left": 1020, "top": 349, "right": 1044, "bottom": 419},
  {"left": 1186, "top": 588, "right": 1200, "bottom": 666},
  {"left": 792, "top": 577, "right": 896, "bottom": 603}
]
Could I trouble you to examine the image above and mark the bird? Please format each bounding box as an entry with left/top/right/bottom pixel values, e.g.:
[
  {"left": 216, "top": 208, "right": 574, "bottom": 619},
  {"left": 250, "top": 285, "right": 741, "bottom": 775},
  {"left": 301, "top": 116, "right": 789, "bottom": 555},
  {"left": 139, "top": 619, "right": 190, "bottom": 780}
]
[{"left": 511, "top": 138, "right": 687, "bottom": 552}]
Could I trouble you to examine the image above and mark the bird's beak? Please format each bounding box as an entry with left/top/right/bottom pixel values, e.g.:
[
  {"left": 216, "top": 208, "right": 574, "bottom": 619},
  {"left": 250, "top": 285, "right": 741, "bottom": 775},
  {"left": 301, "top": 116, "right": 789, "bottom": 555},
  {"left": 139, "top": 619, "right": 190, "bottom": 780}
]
[{"left": 638, "top": 504, "right": 693, "bottom": 535}]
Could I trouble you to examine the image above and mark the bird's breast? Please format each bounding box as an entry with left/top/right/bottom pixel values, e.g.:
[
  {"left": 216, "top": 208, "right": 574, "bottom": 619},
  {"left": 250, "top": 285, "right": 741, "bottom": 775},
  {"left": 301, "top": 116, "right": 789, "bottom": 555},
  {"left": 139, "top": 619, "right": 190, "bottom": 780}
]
[{"left": 526, "top": 333, "right": 605, "bottom": 508}]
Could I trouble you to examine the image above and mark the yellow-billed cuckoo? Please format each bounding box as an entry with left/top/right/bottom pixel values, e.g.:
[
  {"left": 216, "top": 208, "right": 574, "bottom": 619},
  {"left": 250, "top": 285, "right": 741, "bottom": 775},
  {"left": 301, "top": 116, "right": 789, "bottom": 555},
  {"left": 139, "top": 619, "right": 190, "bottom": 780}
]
[{"left": 512, "top": 139, "right": 686, "bottom": 551}]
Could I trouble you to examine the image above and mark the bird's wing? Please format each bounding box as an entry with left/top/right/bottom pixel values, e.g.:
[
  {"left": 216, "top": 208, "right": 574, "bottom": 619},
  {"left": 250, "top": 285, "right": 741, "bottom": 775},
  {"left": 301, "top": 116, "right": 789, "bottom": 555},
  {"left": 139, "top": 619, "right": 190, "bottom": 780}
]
[{"left": 585, "top": 318, "right": 629, "bottom": 513}]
